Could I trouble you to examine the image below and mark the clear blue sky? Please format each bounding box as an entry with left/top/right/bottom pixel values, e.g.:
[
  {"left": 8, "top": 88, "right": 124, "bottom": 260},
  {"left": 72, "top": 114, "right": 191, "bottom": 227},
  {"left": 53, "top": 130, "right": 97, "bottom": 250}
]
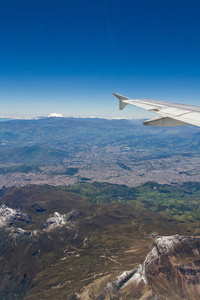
[{"left": 1, "top": 0, "right": 200, "bottom": 118}]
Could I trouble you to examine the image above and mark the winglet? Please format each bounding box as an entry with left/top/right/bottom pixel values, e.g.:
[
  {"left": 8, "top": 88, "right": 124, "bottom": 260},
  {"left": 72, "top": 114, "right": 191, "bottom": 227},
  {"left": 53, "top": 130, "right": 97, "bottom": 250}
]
[{"left": 113, "top": 93, "right": 130, "bottom": 110}]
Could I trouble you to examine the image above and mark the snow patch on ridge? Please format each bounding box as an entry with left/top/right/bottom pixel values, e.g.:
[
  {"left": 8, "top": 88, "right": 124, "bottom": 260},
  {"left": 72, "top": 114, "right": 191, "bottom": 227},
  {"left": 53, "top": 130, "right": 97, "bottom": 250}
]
[
  {"left": 48, "top": 113, "right": 63, "bottom": 118},
  {"left": 0, "top": 203, "right": 81, "bottom": 239},
  {"left": 43, "top": 212, "right": 68, "bottom": 230},
  {"left": 12, "top": 228, "right": 33, "bottom": 237},
  {"left": 42, "top": 209, "right": 80, "bottom": 231},
  {"left": 124, "top": 264, "right": 147, "bottom": 287},
  {"left": 156, "top": 235, "right": 181, "bottom": 253},
  {"left": 101, "top": 234, "right": 184, "bottom": 297},
  {"left": 0, "top": 204, "right": 19, "bottom": 227},
  {"left": 0, "top": 204, "right": 35, "bottom": 238}
]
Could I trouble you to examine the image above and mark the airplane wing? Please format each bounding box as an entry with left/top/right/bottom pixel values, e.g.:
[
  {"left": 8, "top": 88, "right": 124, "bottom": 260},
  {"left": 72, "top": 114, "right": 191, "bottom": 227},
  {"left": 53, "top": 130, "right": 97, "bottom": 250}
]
[{"left": 113, "top": 93, "right": 200, "bottom": 127}]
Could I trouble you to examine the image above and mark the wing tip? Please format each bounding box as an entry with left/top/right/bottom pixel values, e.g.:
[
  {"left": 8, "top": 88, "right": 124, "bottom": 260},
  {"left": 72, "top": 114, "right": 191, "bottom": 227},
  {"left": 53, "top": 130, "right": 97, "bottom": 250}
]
[{"left": 113, "top": 93, "right": 130, "bottom": 110}]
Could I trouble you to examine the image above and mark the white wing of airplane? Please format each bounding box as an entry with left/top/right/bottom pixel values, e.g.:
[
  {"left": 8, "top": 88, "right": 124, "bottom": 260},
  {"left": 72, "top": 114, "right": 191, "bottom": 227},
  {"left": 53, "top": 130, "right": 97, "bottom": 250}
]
[{"left": 113, "top": 93, "right": 200, "bottom": 127}]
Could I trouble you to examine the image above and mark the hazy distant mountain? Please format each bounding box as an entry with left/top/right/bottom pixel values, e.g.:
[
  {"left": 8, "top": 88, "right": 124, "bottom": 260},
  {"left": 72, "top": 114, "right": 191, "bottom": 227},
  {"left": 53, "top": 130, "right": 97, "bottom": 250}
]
[
  {"left": 0, "top": 117, "right": 13, "bottom": 122},
  {"left": 0, "top": 117, "right": 200, "bottom": 188}
]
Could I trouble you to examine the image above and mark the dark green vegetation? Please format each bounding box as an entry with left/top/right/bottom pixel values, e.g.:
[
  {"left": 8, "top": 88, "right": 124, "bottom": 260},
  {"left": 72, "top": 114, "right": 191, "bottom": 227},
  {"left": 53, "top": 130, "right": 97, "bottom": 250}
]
[
  {"left": 1, "top": 182, "right": 200, "bottom": 299},
  {"left": 0, "top": 164, "right": 41, "bottom": 174},
  {"left": 49, "top": 167, "right": 79, "bottom": 176},
  {"left": 63, "top": 181, "right": 200, "bottom": 231}
]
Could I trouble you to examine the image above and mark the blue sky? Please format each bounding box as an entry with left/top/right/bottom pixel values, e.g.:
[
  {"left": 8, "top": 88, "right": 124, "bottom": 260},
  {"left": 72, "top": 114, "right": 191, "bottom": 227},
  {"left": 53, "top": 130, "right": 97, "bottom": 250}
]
[{"left": 1, "top": 0, "right": 200, "bottom": 118}]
